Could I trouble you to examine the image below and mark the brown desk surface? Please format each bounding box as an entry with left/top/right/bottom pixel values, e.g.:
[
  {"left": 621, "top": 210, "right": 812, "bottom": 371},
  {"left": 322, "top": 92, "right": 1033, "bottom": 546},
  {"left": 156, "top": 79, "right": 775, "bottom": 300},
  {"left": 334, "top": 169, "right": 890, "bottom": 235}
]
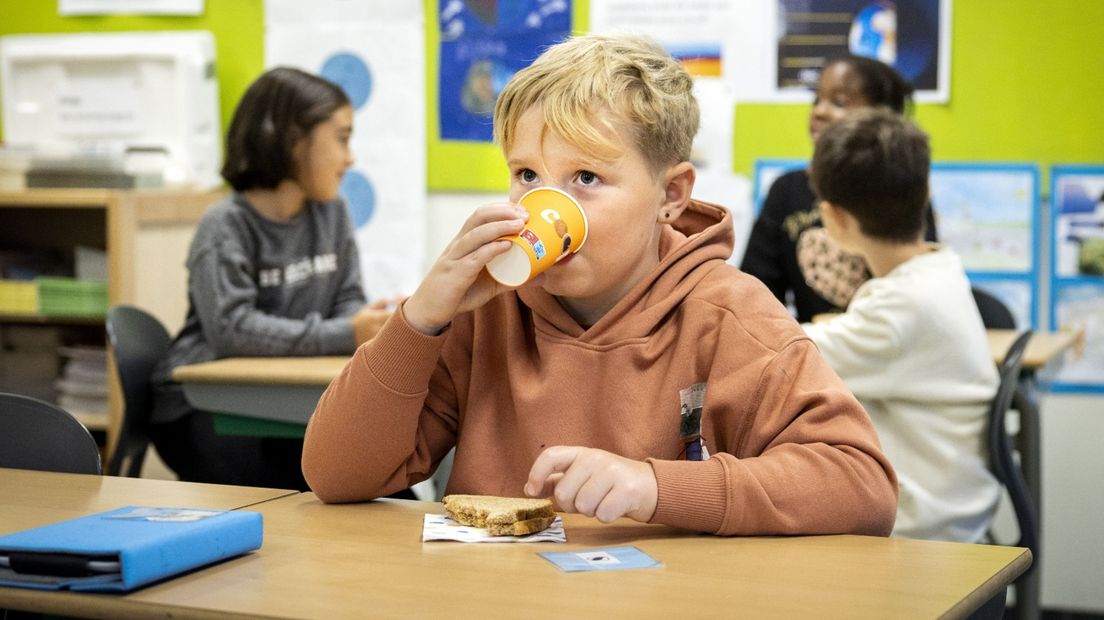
[
  {"left": 987, "top": 329, "right": 1078, "bottom": 370},
  {"left": 2, "top": 491, "right": 1030, "bottom": 619},
  {"left": 172, "top": 330, "right": 1078, "bottom": 388},
  {"left": 172, "top": 356, "right": 349, "bottom": 386},
  {"left": 0, "top": 469, "right": 296, "bottom": 536}
]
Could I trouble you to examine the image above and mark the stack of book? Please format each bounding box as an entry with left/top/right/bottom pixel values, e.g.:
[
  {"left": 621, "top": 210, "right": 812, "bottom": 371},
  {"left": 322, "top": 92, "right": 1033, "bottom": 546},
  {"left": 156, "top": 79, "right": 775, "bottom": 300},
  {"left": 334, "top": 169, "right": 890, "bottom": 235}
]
[
  {"left": 55, "top": 345, "right": 109, "bottom": 424},
  {"left": 0, "top": 279, "right": 38, "bottom": 314},
  {"left": 36, "top": 277, "right": 108, "bottom": 317}
]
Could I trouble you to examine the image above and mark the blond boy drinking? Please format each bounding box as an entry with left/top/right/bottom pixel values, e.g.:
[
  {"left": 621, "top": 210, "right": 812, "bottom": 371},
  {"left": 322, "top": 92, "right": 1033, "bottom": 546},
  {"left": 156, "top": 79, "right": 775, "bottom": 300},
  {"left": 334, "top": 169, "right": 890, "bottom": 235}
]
[{"left": 303, "top": 34, "right": 896, "bottom": 535}]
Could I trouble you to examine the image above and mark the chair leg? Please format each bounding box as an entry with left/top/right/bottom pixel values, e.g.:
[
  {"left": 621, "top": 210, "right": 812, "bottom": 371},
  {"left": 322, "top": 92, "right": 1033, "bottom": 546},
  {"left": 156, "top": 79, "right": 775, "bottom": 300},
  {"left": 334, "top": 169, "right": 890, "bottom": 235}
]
[
  {"left": 1011, "top": 381, "right": 1041, "bottom": 620},
  {"left": 1011, "top": 572, "right": 1040, "bottom": 620}
]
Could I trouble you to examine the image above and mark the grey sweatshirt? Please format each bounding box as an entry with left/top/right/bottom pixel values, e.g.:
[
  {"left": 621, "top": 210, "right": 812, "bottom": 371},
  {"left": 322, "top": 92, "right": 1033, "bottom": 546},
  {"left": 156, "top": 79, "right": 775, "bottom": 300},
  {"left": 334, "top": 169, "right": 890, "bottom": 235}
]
[{"left": 151, "top": 193, "right": 366, "bottom": 423}]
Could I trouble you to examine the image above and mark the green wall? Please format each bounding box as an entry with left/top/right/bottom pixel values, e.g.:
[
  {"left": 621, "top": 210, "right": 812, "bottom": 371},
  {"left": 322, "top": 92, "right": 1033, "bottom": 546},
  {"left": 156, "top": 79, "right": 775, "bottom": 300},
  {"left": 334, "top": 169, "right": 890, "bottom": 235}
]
[{"left": 2, "top": 0, "right": 1101, "bottom": 191}]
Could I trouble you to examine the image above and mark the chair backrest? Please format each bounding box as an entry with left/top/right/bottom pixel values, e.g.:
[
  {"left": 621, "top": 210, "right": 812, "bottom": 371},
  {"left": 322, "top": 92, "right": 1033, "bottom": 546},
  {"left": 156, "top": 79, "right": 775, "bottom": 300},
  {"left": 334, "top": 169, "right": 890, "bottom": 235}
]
[
  {"left": 988, "top": 330, "right": 1038, "bottom": 575},
  {"left": 972, "top": 287, "right": 1016, "bottom": 329},
  {"left": 0, "top": 392, "right": 102, "bottom": 474},
  {"left": 105, "top": 305, "right": 172, "bottom": 477}
]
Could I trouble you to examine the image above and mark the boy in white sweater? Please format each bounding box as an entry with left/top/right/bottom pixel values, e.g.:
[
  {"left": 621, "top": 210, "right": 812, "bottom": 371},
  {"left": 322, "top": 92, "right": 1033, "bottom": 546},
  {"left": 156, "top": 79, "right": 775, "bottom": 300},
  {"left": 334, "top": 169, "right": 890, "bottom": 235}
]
[{"left": 802, "top": 109, "right": 1000, "bottom": 542}]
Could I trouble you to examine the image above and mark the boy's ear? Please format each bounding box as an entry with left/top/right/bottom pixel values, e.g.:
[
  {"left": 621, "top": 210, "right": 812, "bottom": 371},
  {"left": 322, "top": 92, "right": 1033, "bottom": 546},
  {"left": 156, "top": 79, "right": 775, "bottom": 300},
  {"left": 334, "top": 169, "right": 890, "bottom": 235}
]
[
  {"left": 657, "top": 161, "right": 696, "bottom": 223},
  {"left": 819, "top": 200, "right": 851, "bottom": 232}
]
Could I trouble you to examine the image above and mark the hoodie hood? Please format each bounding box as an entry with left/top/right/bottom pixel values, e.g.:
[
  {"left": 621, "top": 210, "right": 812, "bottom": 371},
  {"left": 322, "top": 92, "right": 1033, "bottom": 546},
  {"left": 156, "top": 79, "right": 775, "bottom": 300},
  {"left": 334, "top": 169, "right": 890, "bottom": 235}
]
[{"left": 516, "top": 198, "right": 735, "bottom": 343}]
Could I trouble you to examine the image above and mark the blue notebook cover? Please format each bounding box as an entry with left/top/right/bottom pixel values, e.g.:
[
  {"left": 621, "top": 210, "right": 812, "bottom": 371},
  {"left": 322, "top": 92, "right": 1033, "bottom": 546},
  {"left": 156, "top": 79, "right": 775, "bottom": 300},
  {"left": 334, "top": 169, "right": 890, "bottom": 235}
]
[{"left": 0, "top": 506, "right": 262, "bottom": 592}]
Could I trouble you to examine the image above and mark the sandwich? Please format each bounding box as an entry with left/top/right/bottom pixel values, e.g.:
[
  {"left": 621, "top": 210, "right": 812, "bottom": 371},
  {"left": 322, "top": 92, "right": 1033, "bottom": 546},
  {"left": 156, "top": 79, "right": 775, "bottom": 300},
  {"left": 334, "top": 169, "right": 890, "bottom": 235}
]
[{"left": 442, "top": 494, "right": 556, "bottom": 536}]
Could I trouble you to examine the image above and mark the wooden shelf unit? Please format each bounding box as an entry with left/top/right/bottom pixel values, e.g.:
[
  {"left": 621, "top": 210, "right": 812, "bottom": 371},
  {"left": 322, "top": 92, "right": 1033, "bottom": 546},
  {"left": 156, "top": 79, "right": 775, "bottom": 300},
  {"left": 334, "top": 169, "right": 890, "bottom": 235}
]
[{"left": 0, "top": 187, "right": 221, "bottom": 458}]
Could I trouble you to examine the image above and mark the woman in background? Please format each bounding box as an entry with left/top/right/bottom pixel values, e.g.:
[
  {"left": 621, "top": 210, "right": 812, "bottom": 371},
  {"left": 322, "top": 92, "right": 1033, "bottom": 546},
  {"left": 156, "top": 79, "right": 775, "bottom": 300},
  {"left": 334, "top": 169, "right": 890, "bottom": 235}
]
[{"left": 741, "top": 55, "right": 938, "bottom": 323}]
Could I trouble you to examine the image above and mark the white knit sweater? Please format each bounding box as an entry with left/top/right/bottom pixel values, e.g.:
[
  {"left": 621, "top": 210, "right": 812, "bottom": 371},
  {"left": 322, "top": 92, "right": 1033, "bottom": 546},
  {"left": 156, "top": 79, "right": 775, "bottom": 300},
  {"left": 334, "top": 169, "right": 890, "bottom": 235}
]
[{"left": 804, "top": 247, "right": 1001, "bottom": 542}]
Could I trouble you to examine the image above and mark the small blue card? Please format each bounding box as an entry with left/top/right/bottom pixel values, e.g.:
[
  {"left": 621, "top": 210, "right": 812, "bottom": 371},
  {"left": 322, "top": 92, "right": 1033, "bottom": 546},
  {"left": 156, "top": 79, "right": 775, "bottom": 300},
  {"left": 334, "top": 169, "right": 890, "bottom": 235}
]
[{"left": 538, "top": 546, "right": 661, "bottom": 573}]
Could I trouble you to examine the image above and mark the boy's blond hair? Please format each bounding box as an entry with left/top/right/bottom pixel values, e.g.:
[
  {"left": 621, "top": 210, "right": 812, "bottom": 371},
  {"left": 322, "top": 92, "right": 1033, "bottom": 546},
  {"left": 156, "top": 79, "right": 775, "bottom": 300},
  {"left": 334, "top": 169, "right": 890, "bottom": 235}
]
[{"left": 493, "top": 33, "right": 699, "bottom": 172}]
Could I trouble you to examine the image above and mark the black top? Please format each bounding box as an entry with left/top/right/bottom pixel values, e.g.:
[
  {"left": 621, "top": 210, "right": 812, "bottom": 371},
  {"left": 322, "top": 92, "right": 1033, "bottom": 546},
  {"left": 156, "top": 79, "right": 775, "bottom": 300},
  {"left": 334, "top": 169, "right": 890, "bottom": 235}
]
[{"left": 740, "top": 169, "right": 938, "bottom": 323}]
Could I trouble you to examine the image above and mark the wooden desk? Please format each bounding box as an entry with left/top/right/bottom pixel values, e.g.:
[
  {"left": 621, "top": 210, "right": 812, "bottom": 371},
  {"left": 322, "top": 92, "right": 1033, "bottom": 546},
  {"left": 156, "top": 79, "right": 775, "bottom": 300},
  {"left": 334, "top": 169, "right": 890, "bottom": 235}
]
[
  {"left": 987, "top": 328, "right": 1078, "bottom": 370},
  {"left": 0, "top": 491, "right": 1032, "bottom": 619},
  {"left": 173, "top": 357, "right": 348, "bottom": 431},
  {"left": 0, "top": 468, "right": 297, "bottom": 536},
  {"left": 172, "top": 330, "right": 1079, "bottom": 430}
]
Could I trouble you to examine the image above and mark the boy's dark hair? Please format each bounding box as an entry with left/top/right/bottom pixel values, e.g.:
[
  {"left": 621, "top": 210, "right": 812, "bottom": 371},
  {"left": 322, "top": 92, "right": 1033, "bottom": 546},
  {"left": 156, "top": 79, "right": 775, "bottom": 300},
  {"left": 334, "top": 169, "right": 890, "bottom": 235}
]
[
  {"left": 221, "top": 67, "right": 350, "bottom": 191},
  {"left": 810, "top": 108, "right": 930, "bottom": 243},
  {"left": 824, "top": 55, "right": 914, "bottom": 115}
]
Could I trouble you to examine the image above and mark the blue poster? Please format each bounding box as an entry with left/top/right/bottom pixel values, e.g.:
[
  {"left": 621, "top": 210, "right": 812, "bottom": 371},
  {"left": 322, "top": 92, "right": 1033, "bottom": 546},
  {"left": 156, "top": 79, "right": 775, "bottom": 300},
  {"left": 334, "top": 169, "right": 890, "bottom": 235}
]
[
  {"left": 438, "top": 0, "right": 571, "bottom": 143},
  {"left": 1048, "top": 165, "right": 1104, "bottom": 392}
]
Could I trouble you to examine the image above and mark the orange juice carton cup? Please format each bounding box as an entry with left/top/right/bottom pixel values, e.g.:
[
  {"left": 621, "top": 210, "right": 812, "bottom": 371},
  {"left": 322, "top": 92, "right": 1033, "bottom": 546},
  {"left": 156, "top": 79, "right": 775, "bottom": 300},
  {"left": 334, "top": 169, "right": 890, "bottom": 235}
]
[{"left": 486, "top": 187, "right": 588, "bottom": 287}]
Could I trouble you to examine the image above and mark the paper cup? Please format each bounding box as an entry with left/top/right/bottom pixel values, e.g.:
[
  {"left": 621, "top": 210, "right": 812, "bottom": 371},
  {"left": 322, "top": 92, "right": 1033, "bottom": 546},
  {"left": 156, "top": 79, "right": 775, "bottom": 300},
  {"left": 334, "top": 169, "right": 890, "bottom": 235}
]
[{"left": 486, "top": 187, "right": 588, "bottom": 287}]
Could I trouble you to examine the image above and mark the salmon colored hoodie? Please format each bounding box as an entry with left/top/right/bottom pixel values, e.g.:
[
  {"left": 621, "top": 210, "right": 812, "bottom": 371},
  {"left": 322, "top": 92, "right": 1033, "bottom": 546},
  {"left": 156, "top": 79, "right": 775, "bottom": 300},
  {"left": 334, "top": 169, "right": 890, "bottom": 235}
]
[{"left": 303, "top": 200, "right": 898, "bottom": 536}]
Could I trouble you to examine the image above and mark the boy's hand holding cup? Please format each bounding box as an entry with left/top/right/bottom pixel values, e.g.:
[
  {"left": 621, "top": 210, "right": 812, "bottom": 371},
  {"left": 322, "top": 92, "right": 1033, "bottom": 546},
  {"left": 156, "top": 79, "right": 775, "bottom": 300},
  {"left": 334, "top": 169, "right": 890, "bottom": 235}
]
[
  {"left": 404, "top": 188, "right": 586, "bottom": 336},
  {"left": 486, "top": 187, "right": 588, "bottom": 287}
]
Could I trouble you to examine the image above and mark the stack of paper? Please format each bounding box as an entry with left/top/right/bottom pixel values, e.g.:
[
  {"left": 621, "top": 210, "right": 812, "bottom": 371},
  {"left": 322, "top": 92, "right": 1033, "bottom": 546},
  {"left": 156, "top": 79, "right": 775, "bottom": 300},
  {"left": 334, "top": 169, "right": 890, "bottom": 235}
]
[{"left": 55, "top": 346, "right": 108, "bottom": 419}]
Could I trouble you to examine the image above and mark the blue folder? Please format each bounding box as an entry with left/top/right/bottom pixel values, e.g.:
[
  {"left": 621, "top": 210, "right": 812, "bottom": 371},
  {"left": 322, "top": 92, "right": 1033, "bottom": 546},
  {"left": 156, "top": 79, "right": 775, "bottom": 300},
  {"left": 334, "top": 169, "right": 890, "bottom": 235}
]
[{"left": 0, "top": 506, "right": 262, "bottom": 592}]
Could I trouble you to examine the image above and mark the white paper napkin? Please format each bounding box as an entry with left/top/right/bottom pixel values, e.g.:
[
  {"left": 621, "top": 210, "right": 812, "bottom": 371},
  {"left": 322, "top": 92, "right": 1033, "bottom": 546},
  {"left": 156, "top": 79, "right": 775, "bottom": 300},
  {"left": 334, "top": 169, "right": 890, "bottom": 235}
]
[{"left": 421, "top": 513, "right": 566, "bottom": 543}]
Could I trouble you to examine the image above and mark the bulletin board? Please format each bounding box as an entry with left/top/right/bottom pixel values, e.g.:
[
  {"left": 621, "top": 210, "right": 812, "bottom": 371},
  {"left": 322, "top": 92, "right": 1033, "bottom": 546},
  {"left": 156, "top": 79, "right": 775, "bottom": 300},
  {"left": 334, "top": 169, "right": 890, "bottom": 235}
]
[
  {"left": 1048, "top": 165, "right": 1104, "bottom": 392},
  {"left": 928, "top": 162, "right": 1040, "bottom": 328},
  {"left": 751, "top": 158, "right": 1042, "bottom": 326}
]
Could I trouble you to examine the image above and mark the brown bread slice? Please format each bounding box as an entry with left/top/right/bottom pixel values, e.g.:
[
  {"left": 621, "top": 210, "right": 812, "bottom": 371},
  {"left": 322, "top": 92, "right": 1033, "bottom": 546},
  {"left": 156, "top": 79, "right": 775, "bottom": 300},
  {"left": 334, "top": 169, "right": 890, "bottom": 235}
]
[{"left": 442, "top": 494, "right": 555, "bottom": 536}]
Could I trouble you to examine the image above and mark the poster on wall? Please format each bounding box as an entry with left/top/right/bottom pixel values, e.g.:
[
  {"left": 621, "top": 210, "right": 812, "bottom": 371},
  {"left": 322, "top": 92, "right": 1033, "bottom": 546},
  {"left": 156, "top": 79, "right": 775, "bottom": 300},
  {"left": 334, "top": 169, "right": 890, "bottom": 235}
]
[
  {"left": 1049, "top": 165, "right": 1104, "bottom": 391},
  {"left": 266, "top": 0, "right": 426, "bottom": 300},
  {"left": 59, "top": 0, "right": 203, "bottom": 15},
  {"left": 589, "top": 1, "right": 735, "bottom": 80},
  {"left": 728, "top": 0, "right": 950, "bottom": 103},
  {"left": 438, "top": 0, "right": 571, "bottom": 143},
  {"left": 928, "top": 163, "right": 1039, "bottom": 327},
  {"left": 590, "top": 0, "right": 753, "bottom": 262}
]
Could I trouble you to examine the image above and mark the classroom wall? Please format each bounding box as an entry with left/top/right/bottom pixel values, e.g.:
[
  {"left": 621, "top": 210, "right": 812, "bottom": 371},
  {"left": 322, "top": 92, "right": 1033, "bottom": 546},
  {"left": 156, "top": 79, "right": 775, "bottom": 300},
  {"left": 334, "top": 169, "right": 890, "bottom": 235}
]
[{"left": 2, "top": 1, "right": 1100, "bottom": 184}]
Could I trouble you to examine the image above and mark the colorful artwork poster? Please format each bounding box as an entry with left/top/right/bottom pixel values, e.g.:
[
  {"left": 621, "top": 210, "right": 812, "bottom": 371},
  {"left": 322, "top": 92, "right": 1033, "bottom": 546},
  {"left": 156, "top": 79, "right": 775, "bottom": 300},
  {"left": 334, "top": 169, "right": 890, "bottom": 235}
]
[
  {"left": 438, "top": 0, "right": 571, "bottom": 143},
  {"left": 776, "top": 0, "right": 947, "bottom": 101},
  {"left": 928, "top": 164, "right": 1038, "bottom": 274},
  {"left": 1048, "top": 167, "right": 1104, "bottom": 391},
  {"left": 1050, "top": 284, "right": 1104, "bottom": 391},
  {"left": 1051, "top": 168, "right": 1104, "bottom": 279}
]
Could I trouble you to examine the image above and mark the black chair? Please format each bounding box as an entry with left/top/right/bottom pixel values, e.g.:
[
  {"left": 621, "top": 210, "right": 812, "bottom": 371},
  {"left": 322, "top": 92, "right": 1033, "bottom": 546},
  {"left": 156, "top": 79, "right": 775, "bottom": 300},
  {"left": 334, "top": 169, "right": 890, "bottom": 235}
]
[
  {"left": 105, "top": 305, "right": 172, "bottom": 477},
  {"left": 972, "top": 286, "right": 1016, "bottom": 330},
  {"left": 987, "top": 330, "right": 1040, "bottom": 620},
  {"left": 0, "top": 392, "right": 102, "bottom": 474},
  {"left": 988, "top": 331, "right": 1039, "bottom": 562}
]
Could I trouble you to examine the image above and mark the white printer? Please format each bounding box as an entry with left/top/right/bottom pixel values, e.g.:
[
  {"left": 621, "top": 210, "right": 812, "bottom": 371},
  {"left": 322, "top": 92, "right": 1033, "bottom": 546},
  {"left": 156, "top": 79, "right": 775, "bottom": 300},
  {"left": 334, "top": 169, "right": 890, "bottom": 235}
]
[{"left": 0, "top": 31, "right": 221, "bottom": 189}]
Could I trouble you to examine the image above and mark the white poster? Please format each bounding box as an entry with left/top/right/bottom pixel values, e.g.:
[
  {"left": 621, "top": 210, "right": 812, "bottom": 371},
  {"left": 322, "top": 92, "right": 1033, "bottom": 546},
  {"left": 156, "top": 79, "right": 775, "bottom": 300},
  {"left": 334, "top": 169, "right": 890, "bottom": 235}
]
[
  {"left": 59, "top": 0, "right": 203, "bottom": 14},
  {"left": 590, "top": 0, "right": 753, "bottom": 263},
  {"left": 265, "top": 0, "right": 426, "bottom": 301}
]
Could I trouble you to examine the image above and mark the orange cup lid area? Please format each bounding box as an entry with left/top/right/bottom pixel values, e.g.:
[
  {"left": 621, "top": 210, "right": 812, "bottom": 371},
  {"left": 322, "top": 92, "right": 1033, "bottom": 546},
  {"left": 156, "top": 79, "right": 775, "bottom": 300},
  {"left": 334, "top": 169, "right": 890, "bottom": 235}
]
[{"left": 486, "top": 187, "right": 588, "bottom": 287}]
